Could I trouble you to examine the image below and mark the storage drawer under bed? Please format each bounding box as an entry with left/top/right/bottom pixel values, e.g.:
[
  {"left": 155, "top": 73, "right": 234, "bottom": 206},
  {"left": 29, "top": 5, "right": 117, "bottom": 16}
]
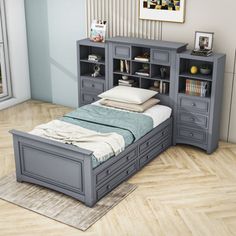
[
  {"left": 139, "top": 125, "right": 170, "bottom": 155},
  {"left": 139, "top": 137, "right": 171, "bottom": 168},
  {"left": 96, "top": 162, "right": 137, "bottom": 200},
  {"left": 96, "top": 147, "right": 138, "bottom": 185}
]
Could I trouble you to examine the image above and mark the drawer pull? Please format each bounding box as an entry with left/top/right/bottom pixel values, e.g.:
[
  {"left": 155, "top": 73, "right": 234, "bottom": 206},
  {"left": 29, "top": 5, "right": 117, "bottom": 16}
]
[
  {"left": 106, "top": 170, "right": 110, "bottom": 175},
  {"left": 161, "top": 144, "right": 164, "bottom": 148},
  {"left": 189, "top": 132, "right": 194, "bottom": 137},
  {"left": 126, "top": 155, "right": 131, "bottom": 161},
  {"left": 107, "top": 185, "right": 111, "bottom": 190},
  {"left": 146, "top": 155, "right": 149, "bottom": 160},
  {"left": 92, "top": 84, "right": 95, "bottom": 88},
  {"left": 162, "top": 131, "right": 165, "bottom": 136},
  {"left": 126, "top": 170, "right": 130, "bottom": 175},
  {"left": 92, "top": 98, "right": 96, "bottom": 101},
  {"left": 192, "top": 103, "right": 196, "bottom": 107},
  {"left": 191, "top": 118, "right": 195, "bottom": 122},
  {"left": 146, "top": 142, "right": 150, "bottom": 147}
]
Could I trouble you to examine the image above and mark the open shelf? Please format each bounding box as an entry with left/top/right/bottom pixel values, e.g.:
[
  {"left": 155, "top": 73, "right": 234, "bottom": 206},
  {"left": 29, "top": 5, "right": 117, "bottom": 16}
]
[
  {"left": 179, "top": 72, "right": 212, "bottom": 82},
  {"left": 179, "top": 58, "right": 213, "bottom": 80},
  {"left": 178, "top": 77, "right": 211, "bottom": 98},
  {"left": 80, "top": 59, "right": 105, "bottom": 65},
  {"left": 80, "top": 61, "right": 105, "bottom": 77},
  {"left": 113, "top": 59, "right": 131, "bottom": 74},
  {"left": 141, "top": 78, "right": 169, "bottom": 95},
  {"left": 132, "top": 46, "right": 150, "bottom": 61}
]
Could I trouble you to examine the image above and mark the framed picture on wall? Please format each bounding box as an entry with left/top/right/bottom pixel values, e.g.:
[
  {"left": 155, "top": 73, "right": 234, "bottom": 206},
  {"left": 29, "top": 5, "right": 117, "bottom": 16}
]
[{"left": 139, "top": 0, "right": 185, "bottom": 23}]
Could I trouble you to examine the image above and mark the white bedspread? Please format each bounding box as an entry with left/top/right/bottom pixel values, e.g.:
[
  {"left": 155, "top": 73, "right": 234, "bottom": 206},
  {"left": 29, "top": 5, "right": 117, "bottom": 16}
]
[{"left": 30, "top": 120, "right": 125, "bottom": 162}]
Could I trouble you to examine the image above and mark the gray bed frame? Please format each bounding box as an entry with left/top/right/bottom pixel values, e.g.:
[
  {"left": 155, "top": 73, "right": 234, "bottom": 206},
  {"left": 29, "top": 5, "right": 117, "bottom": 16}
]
[{"left": 10, "top": 117, "right": 172, "bottom": 207}]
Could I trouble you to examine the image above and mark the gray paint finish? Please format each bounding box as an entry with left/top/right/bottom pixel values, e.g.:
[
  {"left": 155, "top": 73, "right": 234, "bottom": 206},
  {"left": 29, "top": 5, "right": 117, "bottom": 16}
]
[{"left": 10, "top": 117, "right": 172, "bottom": 207}]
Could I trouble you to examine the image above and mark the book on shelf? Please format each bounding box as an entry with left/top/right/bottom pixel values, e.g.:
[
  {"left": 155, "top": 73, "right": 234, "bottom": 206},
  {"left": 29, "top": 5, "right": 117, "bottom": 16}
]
[
  {"left": 149, "top": 81, "right": 169, "bottom": 94},
  {"left": 120, "top": 60, "right": 130, "bottom": 74},
  {"left": 185, "top": 79, "right": 209, "bottom": 97},
  {"left": 191, "top": 49, "right": 213, "bottom": 57}
]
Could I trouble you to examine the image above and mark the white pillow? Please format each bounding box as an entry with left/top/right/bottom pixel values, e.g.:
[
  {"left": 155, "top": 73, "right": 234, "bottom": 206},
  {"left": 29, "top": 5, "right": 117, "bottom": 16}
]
[{"left": 98, "top": 86, "right": 158, "bottom": 104}]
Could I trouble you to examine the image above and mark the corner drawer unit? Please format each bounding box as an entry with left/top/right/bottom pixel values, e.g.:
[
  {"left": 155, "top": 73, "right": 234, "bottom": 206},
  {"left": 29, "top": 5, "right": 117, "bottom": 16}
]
[
  {"left": 96, "top": 147, "right": 137, "bottom": 185},
  {"left": 81, "top": 77, "right": 105, "bottom": 93},
  {"left": 80, "top": 91, "right": 100, "bottom": 106},
  {"left": 177, "top": 111, "right": 209, "bottom": 129},
  {"left": 178, "top": 95, "right": 210, "bottom": 114},
  {"left": 177, "top": 126, "right": 207, "bottom": 144}
]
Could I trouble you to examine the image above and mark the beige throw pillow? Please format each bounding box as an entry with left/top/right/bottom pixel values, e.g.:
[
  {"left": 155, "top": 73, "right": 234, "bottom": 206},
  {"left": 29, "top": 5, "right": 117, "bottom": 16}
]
[{"left": 100, "top": 98, "right": 160, "bottom": 113}]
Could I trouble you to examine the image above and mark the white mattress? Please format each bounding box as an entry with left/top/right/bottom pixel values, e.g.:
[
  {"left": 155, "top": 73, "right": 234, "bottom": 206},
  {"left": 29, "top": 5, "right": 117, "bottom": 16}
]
[{"left": 92, "top": 100, "right": 172, "bottom": 128}]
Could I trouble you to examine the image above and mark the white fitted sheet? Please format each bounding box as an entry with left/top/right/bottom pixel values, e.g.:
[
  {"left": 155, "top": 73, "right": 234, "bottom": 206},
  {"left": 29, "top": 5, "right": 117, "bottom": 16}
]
[{"left": 92, "top": 100, "right": 172, "bottom": 128}]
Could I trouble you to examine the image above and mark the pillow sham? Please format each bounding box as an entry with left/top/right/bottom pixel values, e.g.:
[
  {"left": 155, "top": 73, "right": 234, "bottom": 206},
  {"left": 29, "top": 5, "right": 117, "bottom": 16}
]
[
  {"left": 100, "top": 98, "right": 160, "bottom": 113},
  {"left": 98, "top": 86, "right": 158, "bottom": 104}
]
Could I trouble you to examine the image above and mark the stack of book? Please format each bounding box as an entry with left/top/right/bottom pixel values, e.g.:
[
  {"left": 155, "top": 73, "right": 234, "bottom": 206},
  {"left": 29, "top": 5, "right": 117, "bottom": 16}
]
[
  {"left": 135, "top": 69, "right": 150, "bottom": 77},
  {"left": 118, "top": 79, "right": 137, "bottom": 87},
  {"left": 134, "top": 56, "right": 149, "bottom": 62},
  {"left": 185, "top": 79, "right": 209, "bottom": 97}
]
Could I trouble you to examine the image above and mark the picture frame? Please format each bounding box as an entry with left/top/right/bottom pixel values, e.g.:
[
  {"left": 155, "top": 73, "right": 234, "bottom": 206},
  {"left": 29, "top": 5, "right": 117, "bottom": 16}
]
[
  {"left": 194, "top": 31, "right": 214, "bottom": 51},
  {"left": 139, "top": 0, "right": 185, "bottom": 23}
]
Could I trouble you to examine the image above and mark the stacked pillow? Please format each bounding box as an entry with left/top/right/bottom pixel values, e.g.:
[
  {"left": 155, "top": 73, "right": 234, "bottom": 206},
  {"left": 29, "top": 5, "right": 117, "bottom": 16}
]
[{"left": 98, "top": 86, "right": 160, "bottom": 112}]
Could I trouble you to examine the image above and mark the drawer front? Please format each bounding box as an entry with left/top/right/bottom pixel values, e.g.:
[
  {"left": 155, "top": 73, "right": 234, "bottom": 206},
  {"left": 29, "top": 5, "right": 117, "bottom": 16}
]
[
  {"left": 151, "top": 49, "right": 170, "bottom": 65},
  {"left": 178, "top": 111, "right": 208, "bottom": 129},
  {"left": 177, "top": 126, "right": 207, "bottom": 144},
  {"left": 139, "top": 125, "right": 170, "bottom": 155},
  {"left": 96, "top": 147, "right": 137, "bottom": 185},
  {"left": 139, "top": 138, "right": 170, "bottom": 168},
  {"left": 178, "top": 96, "right": 210, "bottom": 113},
  {"left": 113, "top": 44, "right": 131, "bottom": 59},
  {"left": 81, "top": 91, "right": 99, "bottom": 105},
  {"left": 81, "top": 78, "right": 105, "bottom": 93},
  {"left": 96, "top": 162, "right": 137, "bottom": 200}
]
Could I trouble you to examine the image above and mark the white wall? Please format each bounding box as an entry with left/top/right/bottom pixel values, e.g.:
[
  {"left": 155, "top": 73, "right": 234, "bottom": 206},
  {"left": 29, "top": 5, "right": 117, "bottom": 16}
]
[
  {"left": 25, "top": 0, "right": 87, "bottom": 108},
  {"left": 0, "top": 0, "right": 30, "bottom": 110},
  {"left": 87, "top": 0, "right": 236, "bottom": 143},
  {"left": 47, "top": 0, "right": 86, "bottom": 107}
]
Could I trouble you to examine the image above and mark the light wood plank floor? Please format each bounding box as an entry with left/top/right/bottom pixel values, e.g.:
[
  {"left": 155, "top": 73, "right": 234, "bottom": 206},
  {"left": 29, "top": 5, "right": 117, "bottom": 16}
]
[{"left": 0, "top": 100, "right": 236, "bottom": 236}]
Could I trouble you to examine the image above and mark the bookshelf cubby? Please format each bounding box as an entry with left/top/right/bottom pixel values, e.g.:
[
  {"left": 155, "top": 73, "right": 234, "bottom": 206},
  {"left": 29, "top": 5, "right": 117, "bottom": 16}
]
[{"left": 107, "top": 37, "right": 187, "bottom": 103}]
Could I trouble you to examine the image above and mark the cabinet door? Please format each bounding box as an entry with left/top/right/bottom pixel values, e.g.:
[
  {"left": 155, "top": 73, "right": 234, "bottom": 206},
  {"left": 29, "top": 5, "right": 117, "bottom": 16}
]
[
  {"left": 113, "top": 44, "right": 131, "bottom": 59},
  {"left": 151, "top": 49, "right": 170, "bottom": 65}
]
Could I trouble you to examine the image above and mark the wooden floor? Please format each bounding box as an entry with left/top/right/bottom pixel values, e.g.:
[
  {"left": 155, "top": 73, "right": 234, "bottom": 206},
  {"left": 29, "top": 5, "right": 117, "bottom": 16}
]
[{"left": 0, "top": 100, "right": 236, "bottom": 236}]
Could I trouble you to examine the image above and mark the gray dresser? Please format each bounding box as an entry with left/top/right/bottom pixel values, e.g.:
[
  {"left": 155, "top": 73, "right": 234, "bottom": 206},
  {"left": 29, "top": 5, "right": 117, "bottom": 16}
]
[{"left": 174, "top": 51, "right": 226, "bottom": 154}]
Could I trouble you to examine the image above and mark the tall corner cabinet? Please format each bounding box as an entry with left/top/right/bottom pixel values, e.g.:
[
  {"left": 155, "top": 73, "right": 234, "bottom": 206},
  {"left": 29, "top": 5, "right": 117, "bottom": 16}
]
[
  {"left": 77, "top": 39, "right": 109, "bottom": 107},
  {"left": 174, "top": 51, "right": 226, "bottom": 154}
]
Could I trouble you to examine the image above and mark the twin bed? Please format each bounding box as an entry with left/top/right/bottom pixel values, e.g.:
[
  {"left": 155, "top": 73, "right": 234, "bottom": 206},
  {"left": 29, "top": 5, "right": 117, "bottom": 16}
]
[{"left": 10, "top": 87, "right": 173, "bottom": 207}]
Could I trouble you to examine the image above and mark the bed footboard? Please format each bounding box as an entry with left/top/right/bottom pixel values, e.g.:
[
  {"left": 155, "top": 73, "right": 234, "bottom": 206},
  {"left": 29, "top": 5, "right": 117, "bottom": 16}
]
[{"left": 10, "top": 130, "right": 97, "bottom": 207}]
